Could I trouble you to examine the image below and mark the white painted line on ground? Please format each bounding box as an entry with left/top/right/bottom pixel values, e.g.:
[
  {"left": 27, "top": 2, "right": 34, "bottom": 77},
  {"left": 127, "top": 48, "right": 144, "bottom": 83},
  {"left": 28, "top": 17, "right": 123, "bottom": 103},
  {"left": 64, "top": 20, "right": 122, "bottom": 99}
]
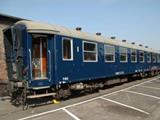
[
  {"left": 100, "top": 97, "right": 150, "bottom": 115},
  {"left": 18, "top": 108, "right": 62, "bottom": 120},
  {"left": 125, "top": 90, "right": 160, "bottom": 100},
  {"left": 18, "top": 77, "right": 158, "bottom": 120},
  {"left": 103, "top": 78, "right": 157, "bottom": 95},
  {"left": 63, "top": 77, "right": 155, "bottom": 109},
  {"left": 149, "top": 80, "right": 160, "bottom": 83},
  {"left": 140, "top": 85, "right": 160, "bottom": 90},
  {"left": 62, "top": 108, "right": 81, "bottom": 120}
]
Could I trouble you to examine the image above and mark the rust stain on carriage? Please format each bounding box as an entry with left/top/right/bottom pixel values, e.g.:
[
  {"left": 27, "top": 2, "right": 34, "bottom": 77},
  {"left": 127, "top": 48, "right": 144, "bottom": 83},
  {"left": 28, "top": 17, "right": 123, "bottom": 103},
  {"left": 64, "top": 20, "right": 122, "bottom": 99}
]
[
  {"left": 0, "top": 22, "right": 9, "bottom": 96},
  {"left": 0, "top": 23, "right": 8, "bottom": 82}
]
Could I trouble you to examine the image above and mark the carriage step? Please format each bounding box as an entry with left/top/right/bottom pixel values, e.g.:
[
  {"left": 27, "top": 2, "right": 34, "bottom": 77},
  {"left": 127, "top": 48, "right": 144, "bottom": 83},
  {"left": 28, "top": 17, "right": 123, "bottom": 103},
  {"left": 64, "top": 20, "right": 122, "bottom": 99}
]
[{"left": 27, "top": 92, "right": 56, "bottom": 99}]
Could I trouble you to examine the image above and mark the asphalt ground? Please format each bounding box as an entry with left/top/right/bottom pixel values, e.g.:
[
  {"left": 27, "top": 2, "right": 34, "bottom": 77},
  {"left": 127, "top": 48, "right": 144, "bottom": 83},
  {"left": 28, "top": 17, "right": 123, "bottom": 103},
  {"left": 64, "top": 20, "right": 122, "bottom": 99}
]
[{"left": 0, "top": 76, "right": 160, "bottom": 120}]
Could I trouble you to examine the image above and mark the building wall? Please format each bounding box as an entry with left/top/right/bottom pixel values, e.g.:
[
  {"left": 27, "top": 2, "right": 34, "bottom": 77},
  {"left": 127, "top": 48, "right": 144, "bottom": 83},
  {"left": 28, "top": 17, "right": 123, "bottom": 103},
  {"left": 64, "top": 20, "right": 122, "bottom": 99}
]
[{"left": 0, "top": 21, "right": 13, "bottom": 83}]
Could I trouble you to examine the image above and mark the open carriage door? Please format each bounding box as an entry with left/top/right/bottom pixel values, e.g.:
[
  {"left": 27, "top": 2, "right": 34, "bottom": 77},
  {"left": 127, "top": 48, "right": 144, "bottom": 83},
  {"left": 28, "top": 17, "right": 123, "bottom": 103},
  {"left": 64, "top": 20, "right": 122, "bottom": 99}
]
[{"left": 28, "top": 34, "right": 53, "bottom": 88}]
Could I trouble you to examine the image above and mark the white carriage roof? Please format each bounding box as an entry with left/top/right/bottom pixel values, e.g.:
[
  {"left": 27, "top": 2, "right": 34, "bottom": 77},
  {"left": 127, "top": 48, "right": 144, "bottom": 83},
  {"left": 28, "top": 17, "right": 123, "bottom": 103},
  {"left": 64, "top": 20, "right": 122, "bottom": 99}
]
[{"left": 15, "top": 20, "right": 160, "bottom": 54}]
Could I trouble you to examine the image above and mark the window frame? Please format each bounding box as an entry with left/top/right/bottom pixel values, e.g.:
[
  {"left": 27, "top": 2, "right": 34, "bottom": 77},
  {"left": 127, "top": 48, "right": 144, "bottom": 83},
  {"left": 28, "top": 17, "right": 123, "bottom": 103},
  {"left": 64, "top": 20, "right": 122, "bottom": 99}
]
[
  {"left": 156, "top": 54, "right": 159, "bottom": 63},
  {"left": 152, "top": 53, "right": 157, "bottom": 63},
  {"left": 83, "top": 41, "right": 98, "bottom": 62},
  {"left": 62, "top": 37, "right": 73, "bottom": 61},
  {"left": 139, "top": 51, "right": 145, "bottom": 63},
  {"left": 104, "top": 44, "right": 115, "bottom": 63},
  {"left": 158, "top": 54, "right": 160, "bottom": 63},
  {"left": 147, "top": 52, "right": 151, "bottom": 63},
  {"left": 119, "top": 47, "right": 128, "bottom": 63},
  {"left": 131, "top": 49, "right": 137, "bottom": 63}
]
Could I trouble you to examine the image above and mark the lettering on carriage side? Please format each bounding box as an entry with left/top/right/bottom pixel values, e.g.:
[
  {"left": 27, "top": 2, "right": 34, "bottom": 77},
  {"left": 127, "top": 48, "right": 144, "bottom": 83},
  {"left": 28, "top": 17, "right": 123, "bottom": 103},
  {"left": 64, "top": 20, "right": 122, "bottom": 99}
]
[
  {"left": 115, "top": 71, "right": 124, "bottom": 75},
  {"left": 63, "top": 77, "right": 69, "bottom": 81}
]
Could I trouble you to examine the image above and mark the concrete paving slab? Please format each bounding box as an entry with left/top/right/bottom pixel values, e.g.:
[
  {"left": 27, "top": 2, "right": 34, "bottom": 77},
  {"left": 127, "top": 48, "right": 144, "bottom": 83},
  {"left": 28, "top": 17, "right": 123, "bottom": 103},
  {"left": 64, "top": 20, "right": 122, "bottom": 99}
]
[
  {"left": 0, "top": 99, "right": 20, "bottom": 116},
  {"left": 28, "top": 110, "right": 75, "bottom": 120},
  {"left": 146, "top": 104, "right": 160, "bottom": 120},
  {"left": 67, "top": 99, "right": 148, "bottom": 120},
  {"left": 104, "top": 91, "right": 160, "bottom": 113},
  {"left": 141, "top": 82, "right": 160, "bottom": 89},
  {"left": 128, "top": 86, "right": 160, "bottom": 98}
]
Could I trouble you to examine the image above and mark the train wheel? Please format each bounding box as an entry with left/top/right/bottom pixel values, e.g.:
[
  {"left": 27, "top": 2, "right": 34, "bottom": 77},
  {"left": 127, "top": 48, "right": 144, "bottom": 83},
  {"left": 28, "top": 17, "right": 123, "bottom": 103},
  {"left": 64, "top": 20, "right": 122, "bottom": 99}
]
[{"left": 56, "top": 86, "right": 71, "bottom": 99}]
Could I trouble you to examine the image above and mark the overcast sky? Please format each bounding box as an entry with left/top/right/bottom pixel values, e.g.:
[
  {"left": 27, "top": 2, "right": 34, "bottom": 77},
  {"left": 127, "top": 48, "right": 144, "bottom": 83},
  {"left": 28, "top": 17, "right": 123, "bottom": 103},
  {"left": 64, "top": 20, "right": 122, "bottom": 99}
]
[{"left": 0, "top": 0, "right": 160, "bottom": 50}]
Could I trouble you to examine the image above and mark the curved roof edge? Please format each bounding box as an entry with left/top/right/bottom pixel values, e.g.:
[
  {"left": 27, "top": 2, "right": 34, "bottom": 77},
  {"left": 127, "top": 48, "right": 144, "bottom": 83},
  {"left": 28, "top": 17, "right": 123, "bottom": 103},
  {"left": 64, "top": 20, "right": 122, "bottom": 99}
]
[{"left": 15, "top": 20, "right": 160, "bottom": 54}]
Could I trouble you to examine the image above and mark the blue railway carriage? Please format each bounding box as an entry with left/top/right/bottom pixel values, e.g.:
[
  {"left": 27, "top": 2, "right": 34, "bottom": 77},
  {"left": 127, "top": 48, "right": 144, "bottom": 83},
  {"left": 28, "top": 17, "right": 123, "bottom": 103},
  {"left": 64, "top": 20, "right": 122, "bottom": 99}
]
[{"left": 3, "top": 20, "right": 160, "bottom": 108}]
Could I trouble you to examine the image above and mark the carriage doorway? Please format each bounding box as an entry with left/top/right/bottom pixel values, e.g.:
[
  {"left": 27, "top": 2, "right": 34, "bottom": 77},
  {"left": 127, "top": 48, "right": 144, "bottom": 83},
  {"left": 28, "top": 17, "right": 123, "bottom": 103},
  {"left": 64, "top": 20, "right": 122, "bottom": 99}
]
[{"left": 31, "top": 34, "right": 49, "bottom": 80}]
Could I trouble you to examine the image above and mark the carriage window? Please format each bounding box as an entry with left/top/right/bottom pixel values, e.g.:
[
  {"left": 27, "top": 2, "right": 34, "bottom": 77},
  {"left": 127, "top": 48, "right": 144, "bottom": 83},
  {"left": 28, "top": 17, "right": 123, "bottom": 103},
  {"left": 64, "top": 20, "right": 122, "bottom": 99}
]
[
  {"left": 157, "top": 54, "right": 159, "bottom": 63},
  {"left": 139, "top": 51, "right": 145, "bottom": 63},
  {"left": 147, "top": 53, "right": 151, "bottom": 63},
  {"left": 104, "top": 45, "right": 115, "bottom": 62},
  {"left": 158, "top": 54, "right": 160, "bottom": 63},
  {"left": 119, "top": 47, "right": 127, "bottom": 62},
  {"left": 83, "top": 42, "right": 97, "bottom": 62},
  {"left": 62, "top": 38, "right": 73, "bottom": 60},
  {"left": 131, "top": 49, "right": 137, "bottom": 63},
  {"left": 152, "top": 53, "right": 156, "bottom": 63}
]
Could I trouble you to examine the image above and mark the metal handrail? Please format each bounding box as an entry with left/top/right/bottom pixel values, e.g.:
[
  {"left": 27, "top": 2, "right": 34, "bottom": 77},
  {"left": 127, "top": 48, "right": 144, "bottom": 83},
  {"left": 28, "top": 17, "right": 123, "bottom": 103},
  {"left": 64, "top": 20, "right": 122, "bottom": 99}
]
[{"left": 48, "top": 50, "right": 51, "bottom": 82}]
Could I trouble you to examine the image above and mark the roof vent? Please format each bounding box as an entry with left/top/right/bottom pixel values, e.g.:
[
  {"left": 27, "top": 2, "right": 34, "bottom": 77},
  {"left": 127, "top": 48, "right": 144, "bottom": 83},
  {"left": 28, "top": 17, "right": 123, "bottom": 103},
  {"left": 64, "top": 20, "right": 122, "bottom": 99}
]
[
  {"left": 145, "top": 46, "right": 148, "bottom": 48},
  {"left": 131, "top": 42, "right": 135, "bottom": 45},
  {"left": 76, "top": 27, "right": 82, "bottom": 31},
  {"left": 96, "top": 32, "right": 101, "bottom": 36},
  {"left": 139, "top": 44, "right": 143, "bottom": 47},
  {"left": 122, "top": 40, "right": 127, "bottom": 42},
  {"left": 111, "top": 36, "right": 116, "bottom": 39}
]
